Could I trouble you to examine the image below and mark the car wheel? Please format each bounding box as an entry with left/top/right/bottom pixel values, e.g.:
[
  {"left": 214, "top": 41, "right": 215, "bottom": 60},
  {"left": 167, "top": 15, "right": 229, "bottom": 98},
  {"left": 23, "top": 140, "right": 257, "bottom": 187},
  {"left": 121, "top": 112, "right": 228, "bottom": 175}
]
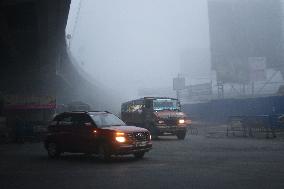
[
  {"left": 47, "top": 142, "right": 61, "bottom": 158},
  {"left": 177, "top": 132, "right": 186, "bottom": 140},
  {"left": 134, "top": 152, "right": 145, "bottom": 159},
  {"left": 98, "top": 144, "right": 111, "bottom": 161}
]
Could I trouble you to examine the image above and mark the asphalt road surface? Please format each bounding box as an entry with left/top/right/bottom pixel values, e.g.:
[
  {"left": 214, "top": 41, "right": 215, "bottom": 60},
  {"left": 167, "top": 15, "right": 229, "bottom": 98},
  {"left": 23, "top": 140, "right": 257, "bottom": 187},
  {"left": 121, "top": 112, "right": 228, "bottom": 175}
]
[{"left": 1, "top": 135, "right": 284, "bottom": 189}]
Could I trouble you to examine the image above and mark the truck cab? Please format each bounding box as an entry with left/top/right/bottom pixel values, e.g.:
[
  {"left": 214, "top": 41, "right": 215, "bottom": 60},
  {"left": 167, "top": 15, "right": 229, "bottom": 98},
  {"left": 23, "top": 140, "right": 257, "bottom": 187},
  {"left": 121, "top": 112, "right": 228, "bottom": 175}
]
[{"left": 121, "top": 97, "right": 191, "bottom": 140}]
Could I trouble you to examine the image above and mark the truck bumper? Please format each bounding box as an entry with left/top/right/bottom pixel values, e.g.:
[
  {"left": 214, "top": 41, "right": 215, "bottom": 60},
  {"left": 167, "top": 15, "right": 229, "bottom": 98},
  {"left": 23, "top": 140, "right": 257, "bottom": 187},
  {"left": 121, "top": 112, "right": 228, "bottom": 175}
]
[{"left": 156, "top": 126, "right": 187, "bottom": 135}]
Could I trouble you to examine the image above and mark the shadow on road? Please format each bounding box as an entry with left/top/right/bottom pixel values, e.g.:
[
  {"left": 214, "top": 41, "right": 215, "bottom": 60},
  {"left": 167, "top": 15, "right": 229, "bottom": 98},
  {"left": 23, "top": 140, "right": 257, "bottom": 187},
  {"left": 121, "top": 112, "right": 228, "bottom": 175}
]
[
  {"left": 152, "top": 136, "right": 181, "bottom": 141},
  {"left": 36, "top": 153, "right": 149, "bottom": 164}
]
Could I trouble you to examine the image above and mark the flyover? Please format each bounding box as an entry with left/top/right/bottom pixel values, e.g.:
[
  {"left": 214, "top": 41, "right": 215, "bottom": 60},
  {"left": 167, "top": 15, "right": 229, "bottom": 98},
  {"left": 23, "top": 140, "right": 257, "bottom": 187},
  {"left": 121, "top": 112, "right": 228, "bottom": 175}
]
[{"left": 0, "top": 0, "right": 116, "bottom": 115}]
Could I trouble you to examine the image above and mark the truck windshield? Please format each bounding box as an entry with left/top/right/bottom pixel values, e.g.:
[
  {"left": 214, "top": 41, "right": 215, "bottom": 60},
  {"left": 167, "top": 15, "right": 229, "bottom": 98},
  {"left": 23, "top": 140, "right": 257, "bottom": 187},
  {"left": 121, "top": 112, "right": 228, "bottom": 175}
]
[
  {"left": 90, "top": 113, "right": 126, "bottom": 128},
  {"left": 153, "top": 99, "right": 180, "bottom": 111}
]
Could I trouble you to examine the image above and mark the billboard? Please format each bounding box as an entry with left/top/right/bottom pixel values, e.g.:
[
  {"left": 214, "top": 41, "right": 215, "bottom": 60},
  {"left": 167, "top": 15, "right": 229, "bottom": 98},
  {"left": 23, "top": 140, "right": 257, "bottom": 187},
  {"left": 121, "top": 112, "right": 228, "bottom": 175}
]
[
  {"left": 248, "top": 57, "right": 267, "bottom": 82},
  {"left": 187, "top": 83, "right": 213, "bottom": 96},
  {"left": 208, "top": 0, "right": 282, "bottom": 84},
  {"left": 179, "top": 83, "right": 213, "bottom": 103},
  {"left": 3, "top": 95, "right": 56, "bottom": 110}
]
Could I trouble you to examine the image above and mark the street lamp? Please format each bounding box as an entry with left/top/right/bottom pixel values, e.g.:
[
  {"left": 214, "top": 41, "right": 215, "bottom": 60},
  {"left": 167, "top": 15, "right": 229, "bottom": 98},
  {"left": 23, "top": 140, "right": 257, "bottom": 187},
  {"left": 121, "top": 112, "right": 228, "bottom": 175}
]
[{"left": 66, "top": 34, "right": 72, "bottom": 49}]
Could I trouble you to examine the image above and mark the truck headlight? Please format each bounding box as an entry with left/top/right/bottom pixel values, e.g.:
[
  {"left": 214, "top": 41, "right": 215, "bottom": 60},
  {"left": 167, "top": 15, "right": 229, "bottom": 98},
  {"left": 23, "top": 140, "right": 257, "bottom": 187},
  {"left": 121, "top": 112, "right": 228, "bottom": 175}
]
[{"left": 179, "top": 119, "right": 185, "bottom": 124}]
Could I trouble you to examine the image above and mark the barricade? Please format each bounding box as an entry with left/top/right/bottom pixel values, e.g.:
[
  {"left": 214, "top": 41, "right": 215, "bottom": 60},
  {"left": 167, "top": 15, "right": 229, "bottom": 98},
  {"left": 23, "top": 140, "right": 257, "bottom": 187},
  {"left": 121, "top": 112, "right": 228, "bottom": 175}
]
[{"left": 227, "top": 115, "right": 284, "bottom": 138}]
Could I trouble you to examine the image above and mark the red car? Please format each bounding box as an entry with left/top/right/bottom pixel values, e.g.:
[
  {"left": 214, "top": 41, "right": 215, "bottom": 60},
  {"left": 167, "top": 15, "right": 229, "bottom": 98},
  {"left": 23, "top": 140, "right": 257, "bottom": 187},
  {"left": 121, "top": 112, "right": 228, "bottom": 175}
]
[{"left": 44, "top": 111, "right": 152, "bottom": 160}]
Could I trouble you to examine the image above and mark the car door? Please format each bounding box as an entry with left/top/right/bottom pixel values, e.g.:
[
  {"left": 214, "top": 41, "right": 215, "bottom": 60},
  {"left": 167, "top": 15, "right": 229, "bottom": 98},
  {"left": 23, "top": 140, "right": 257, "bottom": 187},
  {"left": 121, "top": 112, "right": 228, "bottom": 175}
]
[
  {"left": 72, "top": 114, "right": 98, "bottom": 153},
  {"left": 57, "top": 113, "right": 76, "bottom": 152}
]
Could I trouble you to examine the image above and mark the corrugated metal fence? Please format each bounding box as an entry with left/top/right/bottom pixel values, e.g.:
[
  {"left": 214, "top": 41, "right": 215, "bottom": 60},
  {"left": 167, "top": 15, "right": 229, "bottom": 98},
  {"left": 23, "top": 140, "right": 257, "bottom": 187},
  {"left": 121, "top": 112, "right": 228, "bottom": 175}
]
[{"left": 183, "top": 96, "right": 284, "bottom": 124}]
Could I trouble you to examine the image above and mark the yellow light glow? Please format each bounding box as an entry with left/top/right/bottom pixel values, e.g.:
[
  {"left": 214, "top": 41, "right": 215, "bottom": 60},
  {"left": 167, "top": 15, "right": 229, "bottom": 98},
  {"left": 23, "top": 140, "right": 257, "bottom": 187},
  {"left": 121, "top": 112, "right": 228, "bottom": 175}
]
[
  {"left": 115, "top": 136, "right": 126, "bottom": 143},
  {"left": 186, "top": 119, "right": 192, "bottom": 125},
  {"left": 179, "top": 119, "right": 185, "bottom": 124},
  {"left": 116, "top": 132, "right": 125, "bottom": 136}
]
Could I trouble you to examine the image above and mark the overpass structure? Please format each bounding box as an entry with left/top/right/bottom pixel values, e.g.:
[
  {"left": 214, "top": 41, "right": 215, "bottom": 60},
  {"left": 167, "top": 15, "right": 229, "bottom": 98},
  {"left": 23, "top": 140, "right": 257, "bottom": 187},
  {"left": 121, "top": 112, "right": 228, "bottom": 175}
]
[
  {"left": 1, "top": 0, "right": 70, "bottom": 95},
  {"left": 0, "top": 0, "right": 115, "bottom": 123}
]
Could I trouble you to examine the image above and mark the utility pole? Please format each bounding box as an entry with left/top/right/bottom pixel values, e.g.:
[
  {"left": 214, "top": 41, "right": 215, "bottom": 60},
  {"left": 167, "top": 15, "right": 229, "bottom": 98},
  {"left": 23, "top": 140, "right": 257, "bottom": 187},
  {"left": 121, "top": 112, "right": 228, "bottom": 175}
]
[
  {"left": 217, "top": 81, "right": 224, "bottom": 99},
  {"left": 173, "top": 74, "right": 185, "bottom": 101}
]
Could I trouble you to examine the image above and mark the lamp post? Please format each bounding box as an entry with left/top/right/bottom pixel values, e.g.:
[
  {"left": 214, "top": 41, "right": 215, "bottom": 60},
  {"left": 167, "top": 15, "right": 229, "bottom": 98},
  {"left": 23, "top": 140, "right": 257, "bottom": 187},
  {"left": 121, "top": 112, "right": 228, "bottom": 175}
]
[{"left": 66, "top": 34, "right": 72, "bottom": 49}]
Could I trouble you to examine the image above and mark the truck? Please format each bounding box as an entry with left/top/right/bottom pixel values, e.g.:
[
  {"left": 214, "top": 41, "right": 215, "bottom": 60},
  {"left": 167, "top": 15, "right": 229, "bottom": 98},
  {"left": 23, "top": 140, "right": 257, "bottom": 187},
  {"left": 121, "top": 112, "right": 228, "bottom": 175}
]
[{"left": 121, "top": 97, "right": 191, "bottom": 140}]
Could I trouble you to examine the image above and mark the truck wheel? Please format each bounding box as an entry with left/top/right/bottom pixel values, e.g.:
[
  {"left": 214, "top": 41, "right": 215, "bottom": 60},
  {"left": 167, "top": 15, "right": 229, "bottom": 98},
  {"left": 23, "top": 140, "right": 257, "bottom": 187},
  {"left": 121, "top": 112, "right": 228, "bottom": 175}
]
[
  {"left": 149, "top": 124, "right": 159, "bottom": 140},
  {"left": 177, "top": 132, "right": 186, "bottom": 140},
  {"left": 134, "top": 152, "right": 145, "bottom": 159},
  {"left": 47, "top": 142, "right": 61, "bottom": 158},
  {"left": 151, "top": 134, "right": 159, "bottom": 140}
]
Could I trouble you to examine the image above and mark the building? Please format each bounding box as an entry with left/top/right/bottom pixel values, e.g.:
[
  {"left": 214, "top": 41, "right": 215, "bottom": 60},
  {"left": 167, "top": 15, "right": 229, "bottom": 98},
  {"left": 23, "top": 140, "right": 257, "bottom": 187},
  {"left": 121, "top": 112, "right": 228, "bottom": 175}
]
[{"left": 208, "top": 0, "right": 283, "bottom": 84}]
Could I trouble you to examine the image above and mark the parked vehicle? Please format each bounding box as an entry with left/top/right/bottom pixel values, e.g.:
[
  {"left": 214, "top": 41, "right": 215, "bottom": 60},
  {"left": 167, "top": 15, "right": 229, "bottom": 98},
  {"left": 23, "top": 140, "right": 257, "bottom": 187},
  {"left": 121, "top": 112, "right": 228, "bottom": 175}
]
[
  {"left": 121, "top": 97, "right": 191, "bottom": 140},
  {"left": 44, "top": 111, "right": 152, "bottom": 160}
]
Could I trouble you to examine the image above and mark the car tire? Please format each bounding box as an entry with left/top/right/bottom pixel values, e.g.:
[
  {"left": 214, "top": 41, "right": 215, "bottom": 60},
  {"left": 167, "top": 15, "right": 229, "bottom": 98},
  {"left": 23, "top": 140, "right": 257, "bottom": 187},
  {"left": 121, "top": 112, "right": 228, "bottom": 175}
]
[
  {"left": 177, "top": 132, "right": 186, "bottom": 140},
  {"left": 47, "top": 142, "right": 61, "bottom": 158},
  {"left": 134, "top": 152, "right": 145, "bottom": 159},
  {"left": 98, "top": 144, "right": 112, "bottom": 161}
]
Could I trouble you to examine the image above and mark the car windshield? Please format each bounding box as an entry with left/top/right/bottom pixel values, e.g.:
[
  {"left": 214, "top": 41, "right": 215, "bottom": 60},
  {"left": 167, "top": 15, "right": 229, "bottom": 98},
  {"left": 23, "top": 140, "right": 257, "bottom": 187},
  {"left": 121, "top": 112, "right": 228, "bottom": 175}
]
[
  {"left": 153, "top": 99, "right": 180, "bottom": 111},
  {"left": 89, "top": 113, "right": 126, "bottom": 128}
]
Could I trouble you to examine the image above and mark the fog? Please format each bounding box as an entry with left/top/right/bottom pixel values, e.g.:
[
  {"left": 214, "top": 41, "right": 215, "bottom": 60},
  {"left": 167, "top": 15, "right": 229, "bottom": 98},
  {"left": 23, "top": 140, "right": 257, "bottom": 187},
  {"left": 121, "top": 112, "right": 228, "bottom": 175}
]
[{"left": 66, "top": 0, "right": 210, "bottom": 103}]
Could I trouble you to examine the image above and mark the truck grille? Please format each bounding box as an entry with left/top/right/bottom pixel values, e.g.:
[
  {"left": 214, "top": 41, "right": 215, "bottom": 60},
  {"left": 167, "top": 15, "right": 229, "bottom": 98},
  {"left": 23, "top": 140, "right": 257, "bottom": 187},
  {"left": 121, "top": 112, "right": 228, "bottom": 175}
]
[
  {"left": 164, "top": 119, "right": 178, "bottom": 126},
  {"left": 127, "top": 132, "right": 149, "bottom": 142}
]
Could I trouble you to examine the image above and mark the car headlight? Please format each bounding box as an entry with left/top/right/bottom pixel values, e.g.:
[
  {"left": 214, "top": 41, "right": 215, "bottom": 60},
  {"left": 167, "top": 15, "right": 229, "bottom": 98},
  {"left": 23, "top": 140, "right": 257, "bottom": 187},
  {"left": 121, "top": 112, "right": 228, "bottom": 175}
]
[
  {"left": 179, "top": 119, "right": 185, "bottom": 124},
  {"left": 115, "top": 136, "right": 126, "bottom": 143},
  {"left": 115, "top": 132, "right": 126, "bottom": 143}
]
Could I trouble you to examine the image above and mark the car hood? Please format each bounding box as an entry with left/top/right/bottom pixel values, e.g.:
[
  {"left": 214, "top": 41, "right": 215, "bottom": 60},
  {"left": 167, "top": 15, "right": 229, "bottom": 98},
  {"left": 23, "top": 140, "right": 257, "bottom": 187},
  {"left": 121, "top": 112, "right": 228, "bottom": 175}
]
[{"left": 102, "top": 125, "right": 148, "bottom": 133}]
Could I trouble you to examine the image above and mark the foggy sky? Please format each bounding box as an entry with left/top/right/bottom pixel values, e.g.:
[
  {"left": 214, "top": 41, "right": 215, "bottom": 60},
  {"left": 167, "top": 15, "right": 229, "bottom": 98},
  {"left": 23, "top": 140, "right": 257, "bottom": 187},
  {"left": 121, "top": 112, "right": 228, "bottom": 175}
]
[{"left": 66, "top": 0, "right": 210, "bottom": 101}]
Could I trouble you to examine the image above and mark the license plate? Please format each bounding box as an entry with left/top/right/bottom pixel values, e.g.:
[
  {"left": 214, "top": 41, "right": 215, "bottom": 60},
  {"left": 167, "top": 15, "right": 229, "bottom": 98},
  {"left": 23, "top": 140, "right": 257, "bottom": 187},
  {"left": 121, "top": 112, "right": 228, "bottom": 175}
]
[{"left": 136, "top": 141, "right": 147, "bottom": 147}]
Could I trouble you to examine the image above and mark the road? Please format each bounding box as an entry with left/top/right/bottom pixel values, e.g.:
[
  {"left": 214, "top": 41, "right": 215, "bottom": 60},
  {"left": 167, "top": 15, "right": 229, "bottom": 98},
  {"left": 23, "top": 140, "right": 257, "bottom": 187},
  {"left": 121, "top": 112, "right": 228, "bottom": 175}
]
[{"left": 1, "top": 135, "right": 284, "bottom": 189}]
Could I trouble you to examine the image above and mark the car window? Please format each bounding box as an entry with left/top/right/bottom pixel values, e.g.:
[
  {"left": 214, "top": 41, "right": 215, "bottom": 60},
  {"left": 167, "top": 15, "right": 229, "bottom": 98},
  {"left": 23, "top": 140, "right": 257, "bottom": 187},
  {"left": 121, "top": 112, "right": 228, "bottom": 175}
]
[
  {"left": 90, "top": 113, "right": 126, "bottom": 128},
  {"left": 58, "top": 115, "right": 73, "bottom": 126},
  {"left": 72, "top": 114, "right": 93, "bottom": 127}
]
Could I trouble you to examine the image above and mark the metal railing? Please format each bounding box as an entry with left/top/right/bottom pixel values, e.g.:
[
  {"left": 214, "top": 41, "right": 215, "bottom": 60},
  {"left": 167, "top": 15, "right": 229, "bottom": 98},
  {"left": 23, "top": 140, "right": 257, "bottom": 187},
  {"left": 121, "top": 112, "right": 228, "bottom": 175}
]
[{"left": 227, "top": 115, "right": 284, "bottom": 138}]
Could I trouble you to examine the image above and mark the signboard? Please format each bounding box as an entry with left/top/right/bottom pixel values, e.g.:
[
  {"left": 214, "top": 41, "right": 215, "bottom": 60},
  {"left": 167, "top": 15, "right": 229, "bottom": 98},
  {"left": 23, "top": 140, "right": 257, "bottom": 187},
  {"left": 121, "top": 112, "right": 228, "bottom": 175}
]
[
  {"left": 173, "top": 77, "right": 185, "bottom": 91},
  {"left": 215, "top": 58, "right": 250, "bottom": 84},
  {"left": 3, "top": 95, "right": 56, "bottom": 110},
  {"left": 178, "top": 83, "right": 212, "bottom": 104},
  {"left": 187, "top": 83, "right": 212, "bottom": 96}
]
